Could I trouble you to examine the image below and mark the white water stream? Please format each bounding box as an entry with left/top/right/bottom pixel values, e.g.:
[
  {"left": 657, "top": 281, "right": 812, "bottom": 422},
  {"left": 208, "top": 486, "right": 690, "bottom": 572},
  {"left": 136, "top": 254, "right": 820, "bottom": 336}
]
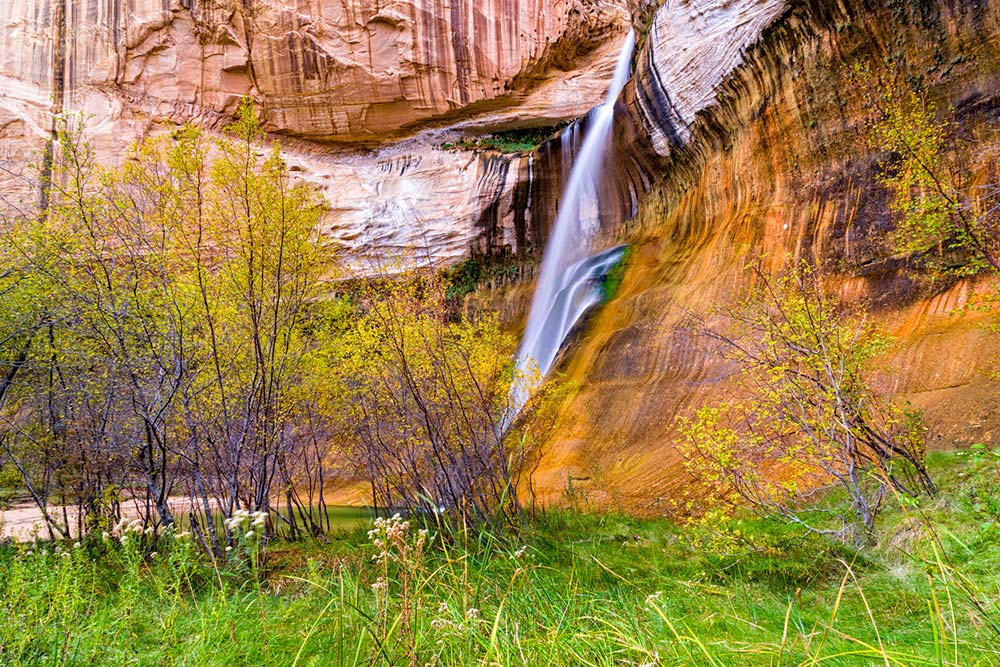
[{"left": 506, "top": 29, "right": 636, "bottom": 423}]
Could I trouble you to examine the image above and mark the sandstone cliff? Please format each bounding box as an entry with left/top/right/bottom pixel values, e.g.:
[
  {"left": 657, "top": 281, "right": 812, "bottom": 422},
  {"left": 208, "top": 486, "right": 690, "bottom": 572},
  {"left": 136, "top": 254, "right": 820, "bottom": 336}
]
[
  {"left": 0, "top": 0, "right": 628, "bottom": 140},
  {"left": 529, "top": 0, "right": 1000, "bottom": 510},
  {"left": 0, "top": 0, "right": 629, "bottom": 265},
  {"left": 2, "top": 0, "right": 997, "bottom": 514}
]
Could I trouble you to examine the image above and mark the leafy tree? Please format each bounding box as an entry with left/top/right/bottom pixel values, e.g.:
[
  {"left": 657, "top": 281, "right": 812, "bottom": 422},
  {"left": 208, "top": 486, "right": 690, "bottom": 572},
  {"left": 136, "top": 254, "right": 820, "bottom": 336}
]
[
  {"left": 182, "top": 101, "right": 327, "bottom": 543},
  {"left": 325, "top": 272, "right": 537, "bottom": 527},
  {"left": 860, "top": 70, "right": 1000, "bottom": 275},
  {"left": 0, "top": 210, "right": 66, "bottom": 537},
  {"left": 0, "top": 102, "right": 329, "bottom": 547},
  {"left": 860, "top": 70, "right": 1000, "bottom": 388},
  {"left": 678, "top": 264, "right": 935, "bottom": 546},
  {"left": 0, "top": 99, "right": 557, "bottom": 544}
]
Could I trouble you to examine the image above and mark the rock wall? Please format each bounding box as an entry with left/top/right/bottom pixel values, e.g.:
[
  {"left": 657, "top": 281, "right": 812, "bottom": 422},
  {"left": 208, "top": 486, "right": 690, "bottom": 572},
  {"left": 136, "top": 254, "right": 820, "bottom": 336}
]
[
  {"left": 0, "top": 0, "right": 630, "bottom": 265},
  {"left": 474, "top": 0, "right": 795, "bottom": 265},
  {"left": 3, "top": 0, "right": 997, "bottom": 512},
  {"left": 251, "top": 0, "right": 628, "bottom": 140},
  {"left": 0, "top": 0, "right": 628, "bottom": 140},
  {"left": 530, "top": 0, "right": 1000, "bottom": 510},
  {"left": 630, "top": 0, "right": 790, "bottom": 156}
]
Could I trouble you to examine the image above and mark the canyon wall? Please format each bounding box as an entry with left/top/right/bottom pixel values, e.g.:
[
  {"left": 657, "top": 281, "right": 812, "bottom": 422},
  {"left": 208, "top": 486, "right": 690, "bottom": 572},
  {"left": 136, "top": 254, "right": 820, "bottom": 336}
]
[
  {"left": 0, "top": 0, "right": 628, "bottom": 140},
  {"left": 531, "top": 0, "right": 1000, "bottom": 511},
  {"left": 2, "top": 0, "right": 997, "bottom": 512},
  {"left": 0, "top": 0, "right": 629, "bottom": 266}
]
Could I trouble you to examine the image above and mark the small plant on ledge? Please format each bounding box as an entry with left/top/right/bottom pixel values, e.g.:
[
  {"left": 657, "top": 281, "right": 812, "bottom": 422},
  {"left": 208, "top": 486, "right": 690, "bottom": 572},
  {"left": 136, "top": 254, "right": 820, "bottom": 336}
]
[{"left": 437, "top": 124, "right": 569, "bottom": 155}]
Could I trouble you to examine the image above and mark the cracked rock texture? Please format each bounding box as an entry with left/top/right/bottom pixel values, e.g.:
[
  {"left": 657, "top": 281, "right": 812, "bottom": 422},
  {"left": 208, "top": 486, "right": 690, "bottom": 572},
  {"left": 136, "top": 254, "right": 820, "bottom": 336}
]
[{"left": 0, "top": 0, "right": 628, "bottom": 140}]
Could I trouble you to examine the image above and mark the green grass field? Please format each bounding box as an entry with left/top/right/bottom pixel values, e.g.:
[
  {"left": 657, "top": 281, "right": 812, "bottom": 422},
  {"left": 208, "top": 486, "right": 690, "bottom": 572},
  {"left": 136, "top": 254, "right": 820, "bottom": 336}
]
[{"left": 1, "top": 450, "right": 999, "bottom": 666}]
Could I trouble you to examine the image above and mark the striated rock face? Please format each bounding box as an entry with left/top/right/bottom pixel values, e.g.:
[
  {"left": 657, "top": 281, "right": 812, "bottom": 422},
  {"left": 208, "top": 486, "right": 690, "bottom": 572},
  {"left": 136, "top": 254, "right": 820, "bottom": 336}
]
[
  {"left": 250, "top": 0, "right": 628, "bottom": 140},
  {"left": 474, "top": 0, "right": 795, "bottom": 263},
  {"left": 629, "top": 0, "right": 789, "bottom": 155},
  {"left": 0, "top": 0, "right": 628, "bottom": 140},
  {"left": 528, "top": 0, "right": 1000, "bottom": 510},
  {"left": 286, "top": 136, "right": 548, "bottom": 274},
  {"left": 0, "top": 0, "right": 629, "bottom": 263}
]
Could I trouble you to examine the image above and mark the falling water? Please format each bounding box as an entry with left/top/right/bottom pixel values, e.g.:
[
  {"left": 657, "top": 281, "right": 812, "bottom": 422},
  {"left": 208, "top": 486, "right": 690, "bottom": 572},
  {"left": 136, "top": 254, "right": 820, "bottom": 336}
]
[{"left": 506, "top": 29, "right": 636, "bottom": 423}]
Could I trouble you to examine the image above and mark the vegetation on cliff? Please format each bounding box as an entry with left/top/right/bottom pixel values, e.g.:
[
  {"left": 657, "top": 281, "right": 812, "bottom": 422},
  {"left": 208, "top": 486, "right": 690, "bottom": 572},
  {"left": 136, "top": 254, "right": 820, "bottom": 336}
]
[
  {"left": 860, "top": 68, "right": 1000, "bottom": 277},
  {"left": 438, "top": 124, "right": 569, "bottom": 154}
]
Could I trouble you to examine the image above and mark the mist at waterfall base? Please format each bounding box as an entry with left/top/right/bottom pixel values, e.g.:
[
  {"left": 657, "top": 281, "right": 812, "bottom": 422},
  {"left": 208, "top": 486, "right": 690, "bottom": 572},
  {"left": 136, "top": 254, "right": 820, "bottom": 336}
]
[{"left": 504, "top": 29, "right": 636, "bottom": 428}]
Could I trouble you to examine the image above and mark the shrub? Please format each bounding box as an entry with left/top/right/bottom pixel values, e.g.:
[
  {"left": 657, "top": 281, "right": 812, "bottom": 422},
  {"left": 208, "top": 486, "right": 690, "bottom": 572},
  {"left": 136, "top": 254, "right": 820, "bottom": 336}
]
[{"left": 678, "top": 263, "right": 935, "bottom": 546}]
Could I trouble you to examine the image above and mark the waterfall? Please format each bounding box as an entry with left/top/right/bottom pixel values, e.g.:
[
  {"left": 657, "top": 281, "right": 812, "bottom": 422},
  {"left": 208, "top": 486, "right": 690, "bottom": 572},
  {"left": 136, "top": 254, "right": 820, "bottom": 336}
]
[{"left": 506, "top": 29, "right": 636, "bottom": 423}]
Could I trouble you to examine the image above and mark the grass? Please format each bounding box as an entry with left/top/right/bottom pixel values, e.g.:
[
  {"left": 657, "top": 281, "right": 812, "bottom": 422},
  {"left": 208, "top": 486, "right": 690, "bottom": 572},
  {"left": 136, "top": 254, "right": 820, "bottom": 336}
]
[
  {"left": 172, "top": 505, "right": 373, "bottom": 542},
  {"left": 1, "top": 450, "right": 999, "bottom": 665}
]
